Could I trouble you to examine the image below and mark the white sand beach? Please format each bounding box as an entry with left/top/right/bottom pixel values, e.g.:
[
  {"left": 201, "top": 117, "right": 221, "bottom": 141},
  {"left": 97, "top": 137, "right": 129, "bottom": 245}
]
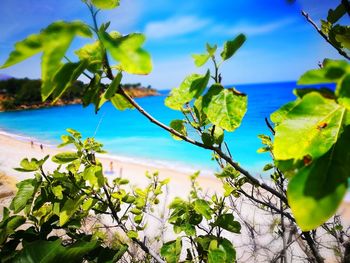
[{"left": 0, "top": 132, "right": 223, "bottom": 201}]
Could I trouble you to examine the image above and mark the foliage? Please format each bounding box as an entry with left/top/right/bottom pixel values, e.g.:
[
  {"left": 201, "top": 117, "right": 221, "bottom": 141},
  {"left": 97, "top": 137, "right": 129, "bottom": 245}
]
[
  {"left": 161, "top": 173, "right": 240, "bottom": 262},
  {"left": 0, "top": 129, "right": 168, "bottom": 262},
  {"left": 271, "top": 58, "right": 350, "bottom": 231}
]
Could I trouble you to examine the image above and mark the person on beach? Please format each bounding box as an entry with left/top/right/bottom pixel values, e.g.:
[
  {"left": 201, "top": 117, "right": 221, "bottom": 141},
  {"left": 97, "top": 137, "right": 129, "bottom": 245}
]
[
  {"left": 109, "top": 161, "right": 114, "bottom": 174},
  {"left": 30, "top": 141, "right": 34, "bottom": 148},
  {"left": 40, "top": 144, "right": 43, "bottom": 151}
]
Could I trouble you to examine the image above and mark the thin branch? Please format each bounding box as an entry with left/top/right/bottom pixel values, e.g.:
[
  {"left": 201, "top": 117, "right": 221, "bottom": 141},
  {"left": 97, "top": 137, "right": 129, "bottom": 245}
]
[
  {"left": 117, "top": 86, "right": 288, "bottom": 203},
  {"left": 238, "top": 188, "right": 293, "bottom": 222},
  {"left": 102, "top": 185, "right": 165, "bottom": 263},
  {"left": 302, "top": 231, "right": 325, "bottom": 263},
  {"left": 301, "top": 11, "right": 350, "bottom": 60}
]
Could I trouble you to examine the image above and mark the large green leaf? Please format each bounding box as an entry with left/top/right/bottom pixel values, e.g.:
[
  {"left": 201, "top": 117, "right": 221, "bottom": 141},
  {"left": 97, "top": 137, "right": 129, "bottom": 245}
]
[
  {"left": 110, "top": 94, "right": 134, "bottom": 110},
  {"left": 298, "top": 59, "right": 350, "bottom": 85},
  {"left": 288, "top": 126, "right": 350, "bottom": 231},
  {"left": 270, "top": 100, "right": 300, "bottom": 124},
  {"left": 212, "top": 214, "right": 241, "bottom": 233},
  {"left": 0, "top": 209, "right": 26, "bottom": 244},
  {"left": 10, "top": 179, "right": 38, "bottom": 213},
  {"left": 52, "top": 152, "right": 79, "bottom": 164},
  {"left": 75, "top": 41, "right": 103, "bottom": 73},
  {"left": 165, "top": 71, "right": 210, "bottom": 110},
  {"left": 13, "top": 239, "right": 99, "bottom": 263},
  {"left": 100, "top": 32, "right": 152, "bottom": 75},
  {"left": 14, "top": 158, "right": 41, "bottom": 172},
  {"left": 1, "top": 21, "right": 92, "bottom": 101},
  {"left": 202, "top": 84, "right": 247, "bottom": 131},
  {"left": 208, "top": 238, "right": 236, "bottom": 263},
  {"left": 160, "top": 238, "right": 182, "bottom": 263},
  {"left": 51, "top": 61, "right": 88, "bottom": 102},
  {"left": 59, "top": 195, "right": 86, "bottom": 226},
  {"left": 83, "top": 165, "right": 105, "bottom": 188},
  {"left": 0, "top": 34, "right": 43, "bottom": 68},
  {"left": 220, "top": 34, "right": 246, "bottom": 61},
  {"left": 41, "top": 21, "right": 92, "bottom": 100},
  {"left": 273, "top": 92, "right": 347, "bottom": 161},
  {"left": 194, "top": 199, "right": 212, "bottom": 220},
  {"left": 91, "top": 0, "right": 120, "bottom": 9}
]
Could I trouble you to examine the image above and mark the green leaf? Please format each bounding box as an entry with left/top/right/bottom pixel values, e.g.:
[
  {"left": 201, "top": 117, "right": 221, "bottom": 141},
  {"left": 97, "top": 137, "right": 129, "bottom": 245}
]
[
  {"left": 105, "top": 72, "right": 123, "bottom": 99},
  {"left": 110, "top": 94, "right": 134, "bottom": 111},
  {"left": 327, "top": 3, "right": 346, "bottom": 24},
  {"left": 201, "top": 132, "right": 214, "bottom": 146},
  {"left": 126, "top": 230, "right": 138, "bottom": 239},
  {"left": 0, "top": 214, "right": 26, "bottom": 244},
  {"left": 160, "top": 238, "right": 182, "bottom": 263},
  {"left": 0, "top": 21, "right": 92, "bottom": 101},
  {"left": 208, "top": 249, "right": 226, "bottom": 263},
  {"left": 83, "top": 165, "right": 105, "bottom": 188},
  {"left": 59, "top": 195, "right": 86, "bottom": 226},
  {"left": 14, "top": 158, "right": 40, "bottom": 172},
  {"left": 273, "top": 92, "right": 347, "bottom": 161},
  {"left": 40, "top": 21, "right": 92, "bottom": 100},
  {"left": 336, "top": 74, "right": 350, "bottom": 109},
  {"left": 51, "top": 61, "right": 88, "bottom": 103},
  {"left": 10, "top": 179, "right": 37, "bottom": 213},
  {"left": 13, "top": 239, "right": 99, "bottom": 263},
  {"left": 100, "top": 32, "right": 152, "bottom": 75},
  {"left": 298, "top": 59, "right": 349, "bottom": 86},
  {"left": 216, "top": 165, "right": 240, "bottom": 179},
  {"left": 220, "top": 34, "right": 246, "bottom": 61},
  {"left": 293, "top": 87, "right": 335, "bottom": 99},
  {"left": 52, "top": 185, "right": 64, "bottom": 200},
  {"left": 192, "top": 54, "right": 211, "bottom": 67},
  {"left": 270, "top": 100, "right": 300, "bottom": 124},
  {"left": 192, "top": 43, "right": 217, "bottom": 67},
  {"left": 0, "top": 34, "right": 43, "bottom": 69},
  {"left": 211, "top": 126, "right": 224, "bottom": 144},
  {"left": 52, "top": 152, "right": 79, "bottom": 164},
  {"left": 202, "top": 84, "right": 247, "bottom": 131},
  {"left": 194, "top": 199, "right": 212, "bottom": 220},
  {"left": 288, "top": 126, "right": 350, "bottom": 231},
  {"left": 97, "top": 72, "right": 123, "bottom": 111},
  {"left": 75, "top": 41, "right": 103, "bottom": 73},
  {"left": 91, "top": 0, "right": 120, "bottom": 9},
  {"left": 206, "top": 43, "right": 217, "bottom": 55},
  {"left": 213, "top": 214, "right": 241, "bottom": 233},
  {"left": 193, "top": 96, "right": 209, "bottom": 126},
  {"left": 263, "top": 163, "right": 274, "bottom": 171},
  {"left": 165, "top": 70, "right": 210, "bottom": 110},
  {"left": 223, "top": 183, "right": 234, "bottom": 197},
  {"left": 169, "top": 120, "right": 187, "bottom": 140}
]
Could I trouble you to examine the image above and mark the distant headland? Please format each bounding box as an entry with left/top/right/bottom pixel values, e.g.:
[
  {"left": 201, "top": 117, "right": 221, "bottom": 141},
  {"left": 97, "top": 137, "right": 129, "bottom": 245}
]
[{"left": 0, "top": 77, "right": 159, "bottom": 112}]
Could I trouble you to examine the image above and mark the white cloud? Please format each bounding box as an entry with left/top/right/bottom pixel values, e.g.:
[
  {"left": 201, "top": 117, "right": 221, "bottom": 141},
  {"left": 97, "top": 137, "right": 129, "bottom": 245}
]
[
  {"left": 211, "top": 18, "right": 297, "bottom": 37},
  {"left": 144, "top": 16, "right": 210, "bottom": 39}
]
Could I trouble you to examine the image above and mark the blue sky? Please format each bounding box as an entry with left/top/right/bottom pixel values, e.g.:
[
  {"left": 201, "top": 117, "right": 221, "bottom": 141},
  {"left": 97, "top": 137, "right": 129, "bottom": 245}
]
[{"left": 0, "top": 0, "right": 342, "bottom": 89}]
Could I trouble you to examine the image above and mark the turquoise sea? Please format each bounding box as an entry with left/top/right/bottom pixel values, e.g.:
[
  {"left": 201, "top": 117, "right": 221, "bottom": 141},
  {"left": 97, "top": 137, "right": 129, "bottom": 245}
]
[{"left": 0, "top": 81, "right": 323, "bottom": 175}]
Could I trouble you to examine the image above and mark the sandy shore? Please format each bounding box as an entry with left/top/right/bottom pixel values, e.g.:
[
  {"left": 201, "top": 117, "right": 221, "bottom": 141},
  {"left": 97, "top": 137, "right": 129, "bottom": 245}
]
[{"left": 0, "top": 133, "right": 223, "bottom": 200}]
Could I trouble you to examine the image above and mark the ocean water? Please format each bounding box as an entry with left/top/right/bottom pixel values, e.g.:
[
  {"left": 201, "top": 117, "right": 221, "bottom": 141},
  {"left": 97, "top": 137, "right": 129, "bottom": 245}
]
[{"left": 0, "top": 81, "right": 317, "bottom": 175}]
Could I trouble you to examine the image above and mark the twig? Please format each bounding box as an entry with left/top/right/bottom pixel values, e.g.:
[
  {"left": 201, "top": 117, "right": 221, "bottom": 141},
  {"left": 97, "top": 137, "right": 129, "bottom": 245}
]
[{"left": 301, "top": 11, "right": 350, "bottom": 60}]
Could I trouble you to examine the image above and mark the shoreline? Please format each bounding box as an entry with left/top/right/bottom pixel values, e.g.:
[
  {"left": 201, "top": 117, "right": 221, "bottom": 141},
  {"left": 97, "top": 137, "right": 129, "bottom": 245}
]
[
  {"left": 0, "top": 128, "right": 215, "bottom": 176},
  {"left": 0, "top": 131, "right": 223, "bottom": 200}
]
